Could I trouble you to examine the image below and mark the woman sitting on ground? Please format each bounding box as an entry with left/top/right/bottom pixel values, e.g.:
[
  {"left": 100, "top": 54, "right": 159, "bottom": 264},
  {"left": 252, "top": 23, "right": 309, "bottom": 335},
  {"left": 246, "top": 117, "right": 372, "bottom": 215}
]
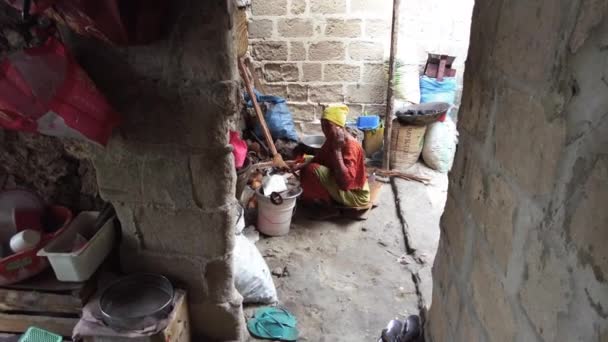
[{"left": 294, "top": 105, "right": 370, "bottom": 208}]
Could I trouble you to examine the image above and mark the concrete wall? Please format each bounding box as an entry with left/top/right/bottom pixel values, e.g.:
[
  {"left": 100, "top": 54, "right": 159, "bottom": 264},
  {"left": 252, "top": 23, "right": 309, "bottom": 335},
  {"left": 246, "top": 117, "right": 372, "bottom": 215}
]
[
  {"left": 427, "top": 0, "right": 608, "bottom": 341},
  {"left": 64, "top": 0, "right": 244, "bottom": 339},
  {"left": 247, "top": 0, "right": 473, "bottom": 129}
]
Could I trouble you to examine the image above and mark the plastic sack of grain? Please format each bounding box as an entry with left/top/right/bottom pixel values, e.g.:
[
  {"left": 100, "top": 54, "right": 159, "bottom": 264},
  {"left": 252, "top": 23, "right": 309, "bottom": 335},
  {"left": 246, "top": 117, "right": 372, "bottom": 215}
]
[
  {"left": 422, "top": 117, "right": 459, "bottom": 172},
  {"left": 233, "top": 234, "right": 278, "bottom": 304}
]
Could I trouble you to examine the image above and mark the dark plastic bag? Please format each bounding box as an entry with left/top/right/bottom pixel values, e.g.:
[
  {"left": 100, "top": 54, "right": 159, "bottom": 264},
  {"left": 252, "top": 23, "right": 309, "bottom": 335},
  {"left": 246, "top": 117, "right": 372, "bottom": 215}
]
[{"left": 244, "top": 89, "right": 299, "bottom": 142}]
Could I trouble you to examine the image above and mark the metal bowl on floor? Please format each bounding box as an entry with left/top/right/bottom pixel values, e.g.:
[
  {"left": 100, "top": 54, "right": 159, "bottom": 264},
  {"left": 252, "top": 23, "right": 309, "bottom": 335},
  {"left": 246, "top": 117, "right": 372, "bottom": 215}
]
[
  {"left": 300, "top": 135, "right": 326, "bottom": 149},
  {"left": 99, "top": 274, "right": 174, "bottom": 330}
]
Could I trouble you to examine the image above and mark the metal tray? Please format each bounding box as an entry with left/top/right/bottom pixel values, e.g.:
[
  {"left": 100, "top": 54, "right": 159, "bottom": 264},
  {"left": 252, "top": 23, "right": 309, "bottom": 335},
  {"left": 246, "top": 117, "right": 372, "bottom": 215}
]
[
  {"left": 99, "top": 274, "right": 174, "bottom": 331},
  {"left": 395, "top": 102, "right": 451, "bottom": 126},
  {"left": 300, "top": 135, "right": 326, "bottom": 149}
]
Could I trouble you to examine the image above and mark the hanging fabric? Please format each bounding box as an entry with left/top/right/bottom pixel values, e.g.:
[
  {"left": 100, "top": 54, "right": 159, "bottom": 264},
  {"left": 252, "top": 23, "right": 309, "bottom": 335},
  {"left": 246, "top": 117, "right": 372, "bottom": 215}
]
[{"left": 0, "top": 37, "right": 121, "bottom": 145}]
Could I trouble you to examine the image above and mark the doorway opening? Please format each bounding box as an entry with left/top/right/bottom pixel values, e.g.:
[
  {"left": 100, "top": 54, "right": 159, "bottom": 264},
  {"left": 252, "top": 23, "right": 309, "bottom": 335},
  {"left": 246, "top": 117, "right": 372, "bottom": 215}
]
[{"left": 240, "top": 0, "right": 475, "bottom": 339}]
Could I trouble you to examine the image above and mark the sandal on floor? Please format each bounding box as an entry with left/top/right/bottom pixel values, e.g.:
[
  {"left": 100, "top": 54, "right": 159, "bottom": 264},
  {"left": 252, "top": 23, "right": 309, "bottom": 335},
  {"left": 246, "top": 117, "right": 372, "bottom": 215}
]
[{"left": 247, "top": 307, "right": 299, "bottom": 341}]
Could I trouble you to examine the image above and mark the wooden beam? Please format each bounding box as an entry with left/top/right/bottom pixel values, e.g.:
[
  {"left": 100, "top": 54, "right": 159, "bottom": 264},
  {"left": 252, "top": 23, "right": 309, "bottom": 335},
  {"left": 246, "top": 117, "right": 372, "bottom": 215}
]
[
  {"left": 3, "top": 270, "right": 97, "bottom": 305},
  {"left": 382, "top": 0, "right": 402, "bottom": 169},
  {"left": 0, "top": 312, "right": 78, "bottom": 337},
  {"left": 0, "top": 289, "right": 82, "bottom": 314}
]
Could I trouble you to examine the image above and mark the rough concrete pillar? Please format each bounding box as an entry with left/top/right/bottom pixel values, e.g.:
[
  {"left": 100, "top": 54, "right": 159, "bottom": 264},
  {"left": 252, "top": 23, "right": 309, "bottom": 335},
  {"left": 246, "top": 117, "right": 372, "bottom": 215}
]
[
  {"left": 426, "top": 0, "right": 608, "bottom": 341},
  {"left": 65, "top": 0, "right": 244, "bottom": 339}
]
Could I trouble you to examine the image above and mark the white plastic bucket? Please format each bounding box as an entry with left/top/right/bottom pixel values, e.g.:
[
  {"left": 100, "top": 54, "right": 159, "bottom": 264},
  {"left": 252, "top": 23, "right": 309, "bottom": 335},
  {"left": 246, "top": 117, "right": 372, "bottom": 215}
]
[{"left": 256, "top": 187, "right": 302, "bottom": 236}]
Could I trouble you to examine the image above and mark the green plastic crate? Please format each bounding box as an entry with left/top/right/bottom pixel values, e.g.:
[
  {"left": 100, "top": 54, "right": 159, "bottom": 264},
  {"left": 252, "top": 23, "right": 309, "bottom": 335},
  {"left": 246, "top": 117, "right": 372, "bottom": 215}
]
[{"left": 19, "top": 327, "right": 63, "bottom": 342}]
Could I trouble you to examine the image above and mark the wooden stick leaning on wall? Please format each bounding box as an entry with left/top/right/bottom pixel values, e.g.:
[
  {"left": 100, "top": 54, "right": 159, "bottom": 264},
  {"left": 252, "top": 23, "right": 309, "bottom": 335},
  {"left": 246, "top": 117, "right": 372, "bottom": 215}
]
[
  {"left": 238, "top": 58, "right": 288, "bottom": 169},
  {"left": 368, "top": 167, "right": 431, "bottom": 185},
  {"left": 249, "top": 161, "right": 430, "bottom": 185},
  {"left": 382, "top": 0, "right": 402, "bottom": 169},
  {"left": 244, "top": 57, "right": 266, "bottom": 94}
]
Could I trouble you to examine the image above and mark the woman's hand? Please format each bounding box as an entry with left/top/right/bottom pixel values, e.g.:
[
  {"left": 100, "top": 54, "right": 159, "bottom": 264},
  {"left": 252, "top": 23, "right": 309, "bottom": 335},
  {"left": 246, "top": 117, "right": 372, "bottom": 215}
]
[
  {"left": 330, "top": 126, "right": 345, "bottom": 151},
  {"left": 292, "top": 161, "right": 308, "bottom": 172},
  {"left": 291, "top": 156, "right": 313, "bottom": 173}
]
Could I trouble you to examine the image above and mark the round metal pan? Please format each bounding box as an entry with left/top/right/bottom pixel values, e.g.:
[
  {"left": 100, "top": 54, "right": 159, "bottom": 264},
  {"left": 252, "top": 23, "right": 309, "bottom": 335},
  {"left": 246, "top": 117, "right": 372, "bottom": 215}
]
[
  {"left": 395, "top": 102, "right": 451, "bottom": 125},
  {"left": 301, "top": 135, "right": 326, "bottom": 149},
  {"left": 99, "top": 274, "right": 174, "bottom": 330}
]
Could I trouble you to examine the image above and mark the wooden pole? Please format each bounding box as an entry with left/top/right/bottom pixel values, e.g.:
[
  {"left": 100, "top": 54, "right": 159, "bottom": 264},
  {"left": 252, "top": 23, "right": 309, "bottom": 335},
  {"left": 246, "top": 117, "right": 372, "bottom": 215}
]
[
  {"left": 382, "top": 0, "right": 401, "bottom": 169},
  {"left": 238, "top": 58, "right": 288, "bottom": 168},
  {"left": 238, "top": 59, "right": 277, "bottom": 156}
]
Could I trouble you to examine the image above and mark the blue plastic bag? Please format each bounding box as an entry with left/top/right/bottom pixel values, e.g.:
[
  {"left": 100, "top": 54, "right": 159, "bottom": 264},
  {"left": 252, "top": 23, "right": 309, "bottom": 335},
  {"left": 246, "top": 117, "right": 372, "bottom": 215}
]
[
  {"left": 419, "top": 76, "right": 458, "bottom": 104},
  {"left": 245, "top": 90, "right": 299, "bottom": 142}
]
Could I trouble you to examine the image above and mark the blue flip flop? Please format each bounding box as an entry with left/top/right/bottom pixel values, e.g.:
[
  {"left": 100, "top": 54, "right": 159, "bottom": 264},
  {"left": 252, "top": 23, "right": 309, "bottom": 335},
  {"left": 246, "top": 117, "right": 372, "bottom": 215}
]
[{"left": 247, "top": 307, "right": 299, "bottom": 341}]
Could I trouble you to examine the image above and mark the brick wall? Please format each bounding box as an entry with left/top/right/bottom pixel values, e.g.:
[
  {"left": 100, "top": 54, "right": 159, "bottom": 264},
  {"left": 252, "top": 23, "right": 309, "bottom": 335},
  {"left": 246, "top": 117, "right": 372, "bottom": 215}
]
[{"left": 248, "top": 0, "right": 474, "bottom": 130}]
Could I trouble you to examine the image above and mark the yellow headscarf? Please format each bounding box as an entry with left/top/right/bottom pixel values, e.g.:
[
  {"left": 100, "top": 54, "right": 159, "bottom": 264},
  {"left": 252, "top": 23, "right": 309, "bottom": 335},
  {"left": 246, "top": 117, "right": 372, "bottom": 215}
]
[{"left": 322, "top": 104, "right": 349, "bottom": 127}]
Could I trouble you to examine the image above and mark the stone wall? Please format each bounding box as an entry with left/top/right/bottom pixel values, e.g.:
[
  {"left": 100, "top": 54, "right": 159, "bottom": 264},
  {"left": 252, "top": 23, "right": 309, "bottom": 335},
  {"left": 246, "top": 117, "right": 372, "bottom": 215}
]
[
  {"left": 427, "top": 0, "right": 608, "bottom": 341},
  {"left": 247, "top": 0, "right": 473, "bottom": 129},
  {"left": 64, "top": 0, "right": 244, "bottom": 339}
]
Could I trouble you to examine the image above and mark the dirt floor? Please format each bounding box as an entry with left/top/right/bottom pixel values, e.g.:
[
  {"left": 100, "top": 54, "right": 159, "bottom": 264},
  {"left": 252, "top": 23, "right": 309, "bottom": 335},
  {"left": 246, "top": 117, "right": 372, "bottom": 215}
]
[{"left": 245, "top": 163, "right": 448, "bottom": 341}]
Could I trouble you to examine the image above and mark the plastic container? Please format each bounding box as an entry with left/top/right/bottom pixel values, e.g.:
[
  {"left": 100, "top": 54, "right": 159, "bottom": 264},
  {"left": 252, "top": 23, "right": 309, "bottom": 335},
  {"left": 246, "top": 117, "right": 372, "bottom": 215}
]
[
  {"left": 0, "top": 189, "right": 45, "bottom": 243},
  {"left": 363, "top": 124, "right": 385, "bottom": 157},
  {"left": 256, "top": 187, "right": 302, "bottom": 236},
  {"left": 235, "top": 204, "right": 245, "bottom": 234},
  {"left": 38, "top": 211, "right": 115, "bottom": 282},
  {"left": 357, "top": 115, "right": 380, "bottom": 130},
  {"left": 236, "top": 155, "right": 252, "bottom": 200},
  {"left": 0, "top": 206, "right": 72, "bottom": 286},
  {"left": 10, "top": 229, "right": 41, "bottom": 253},
  {"left": 19, "top": 326, "right": 63, "bottom": 342}
]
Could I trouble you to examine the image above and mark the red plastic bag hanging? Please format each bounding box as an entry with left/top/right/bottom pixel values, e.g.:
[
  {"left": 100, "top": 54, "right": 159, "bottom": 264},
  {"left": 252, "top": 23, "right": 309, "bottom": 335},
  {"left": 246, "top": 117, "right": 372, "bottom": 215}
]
[
  {"left": 0, "top": 37, "right": 121, "bottom": 145},
  {"left": 230, "top": 131, "right": 248, "bottom": 169}
]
